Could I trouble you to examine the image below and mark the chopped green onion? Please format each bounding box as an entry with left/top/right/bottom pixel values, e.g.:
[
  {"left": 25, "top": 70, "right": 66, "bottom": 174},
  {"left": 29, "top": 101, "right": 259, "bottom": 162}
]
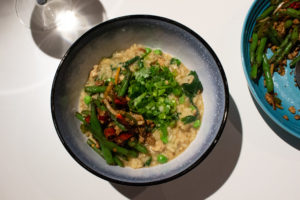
[
  {"left": 179, "top": 95, "right": 185, "bottom": 104},
  {"left": 154, "top": 49, "right": 162, "bottom": 55},
  {"left": 170, "top": 58, "right": 181, "bottom": 66},
  {"left": 160, "top": 125, "right": 168, "bottom": 144},
  {"left": 145, "top": 48, "right": 152, "bottom": 54},
  {"left": 193, "top": 119, "right": 201, "bottom": 128}
]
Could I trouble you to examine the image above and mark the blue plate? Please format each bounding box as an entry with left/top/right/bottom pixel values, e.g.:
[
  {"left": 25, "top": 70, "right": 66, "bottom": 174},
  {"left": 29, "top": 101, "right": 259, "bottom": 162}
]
[{"left": 242, "top": 0, "right": 300, "bottom": 137}]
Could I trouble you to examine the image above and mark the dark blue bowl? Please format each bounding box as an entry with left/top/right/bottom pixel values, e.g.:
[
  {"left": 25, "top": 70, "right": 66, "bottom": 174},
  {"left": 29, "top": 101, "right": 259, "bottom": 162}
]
[
  {"left": 242, "top": 0, "right": 300, "bottom": 137},
  {"left": 51, "top": 15, "right": 229, "bottom": 185}
]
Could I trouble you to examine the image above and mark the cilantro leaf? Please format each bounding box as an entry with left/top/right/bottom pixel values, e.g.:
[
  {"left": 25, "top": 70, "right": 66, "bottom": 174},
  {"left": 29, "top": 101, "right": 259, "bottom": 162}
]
[
  {"left": 182, "top": 71, "right": 203, "bottom": 98},
  {"left": 134, "top": 67, "right": 150, "bottom": 82},
  {"left": 180, "top": 71, "right": 203, "bottom": 124},
  {"left": 181, "top": 115, "right": 197, "bottom": 124}
]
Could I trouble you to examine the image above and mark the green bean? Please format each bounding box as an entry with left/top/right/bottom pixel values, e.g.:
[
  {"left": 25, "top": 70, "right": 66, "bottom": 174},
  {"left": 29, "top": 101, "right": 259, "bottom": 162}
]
[
  {"left": 257, "top": 21, "right": 270, "bottom": 39},
  {"left": 284, "top": 20, "right": 293, "bottom": 29},
  {"left": 275, "top": 41, "right": 293, "bottom": 65},
  {"left": 75, "top": 112, "right": 86, "bottom": 123},
  {"left": 290, "top": 54, "right": 300, "bottom": 68},
  {"left": 250, "top": 33, "right": 258, "bottom": 64},
  {"left": 257, "top": 6, "right": 275, "bottom": 21},
  {"left": 84, "top": 86, "right": 107, "bottom": 94},
  {"left": 117, "top": 71, "right": 132, "bottom": 97},
  {"left": 160, "top": 125, "right": 168, "bottom": 144},
  {"left": 117, "top": 153, "right": 129, "bottom": 161},
  {"left": 113, "top": 155, "right": 124, "bottom": 167},
  {"left": 256, "top": 37, "right": 268, "bottom": 67},
  {"left": 87, "top": 139, "right": 104, "bottom": 158},
  {"left": 267, "top": 27, "right": 281, "bottom": 45},
  {"left": 102, "top": 139, "right": 138, "bottom": 157},
  {"left": 134, "top": 143, "right": 148, "bottom": 154},
  {"left": 291, "top": 26, "right": 299, "bottom": 44},
  {"left": 269, "top": 32, "right": 291, "bottom": 63},
  {"left": 128, "top": 140, "right": 148, "bottom": 154},
  {"left": 90, "top": 103, "right": 136, "bottom": 158},
  {"left": 81, "top": 110, "right": 90, "bottom": 116},
  {"left": 90, "top": 103, "right": 114, "bottom": 164},
  {"left": 250, "top": 63, "right": 259, "bottom": 80},
  {"left": 101, "top": 145, "right": 114, "bottom": 165},
  {"left": 123, "top": 56, "right": 140, "bottom": 69},
  {"left": 285, "top": 8, "right": 300, "bottom": 19},
  {"left": 109, "top": 113, "right": 127, "bottom": 131},
  {"left": 90, "top": 103, "right": 104, "bottom": 138},
  {"left": 262, "top": 54, "right": 274, "bottom": 93}
]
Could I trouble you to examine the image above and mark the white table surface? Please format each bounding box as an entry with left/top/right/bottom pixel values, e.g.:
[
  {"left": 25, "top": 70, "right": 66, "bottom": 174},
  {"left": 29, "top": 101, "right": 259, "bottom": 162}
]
[{"left": 1, "top": 0, "right": 300, "bottom": 199}]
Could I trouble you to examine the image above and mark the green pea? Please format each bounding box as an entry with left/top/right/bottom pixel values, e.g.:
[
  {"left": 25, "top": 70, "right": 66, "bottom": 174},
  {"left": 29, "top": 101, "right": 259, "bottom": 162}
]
[
  {"left": 154, "top": 49, "right": 162, "bottom": 55},
  {"left": 193, "top": 120, "right": 201, "bottom": 128},
  {"left": 84, "top": 95, "right": 92, "bottom": 105},
  {"left": 157, "top": 154, "right": 168, "bottom": 164}
]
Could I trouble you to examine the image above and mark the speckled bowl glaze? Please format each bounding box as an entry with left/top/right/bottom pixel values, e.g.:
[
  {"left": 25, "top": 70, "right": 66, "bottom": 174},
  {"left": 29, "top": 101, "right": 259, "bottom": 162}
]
[
  {"left": 51, "top": 15, "right": 229, "bottom": 185},
  {"left": 242, "top": 1, "right": 300, "bottom": 138}
]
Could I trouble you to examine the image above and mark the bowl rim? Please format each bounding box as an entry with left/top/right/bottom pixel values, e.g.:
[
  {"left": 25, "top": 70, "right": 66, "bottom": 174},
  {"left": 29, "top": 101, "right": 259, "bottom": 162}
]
[
  {"left": 51, "top": 14, "right": 230, "bottom": 186},
  {"left": 241, "top": 1, "right": 300, "bottom": 138}
]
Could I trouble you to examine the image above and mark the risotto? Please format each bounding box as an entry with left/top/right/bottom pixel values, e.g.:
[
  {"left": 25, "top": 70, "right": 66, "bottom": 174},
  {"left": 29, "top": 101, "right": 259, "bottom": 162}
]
[{"left": 76, "top": 44, "right": 204, "bottom": 168}]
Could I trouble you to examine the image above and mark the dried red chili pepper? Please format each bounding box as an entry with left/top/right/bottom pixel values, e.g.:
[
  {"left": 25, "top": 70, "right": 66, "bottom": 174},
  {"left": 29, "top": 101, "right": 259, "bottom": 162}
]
[
  {"left": 289, "top": 2, "right": 300, "bottom": 9},
  {"left": 116, "top": 133, "right": 133, "bottom": 142},
  {"left": 98, "top": 115, "right": 108, "bottom": 122},
  {"left": 114, "top": 97, "right": 127, "bottom": 105},
  {"left": 116, "top": 113, "right": 124, "bottom": 120},
  {"left": 104, "top": 127, "right": 116, "bottom": 138},
  {"left": 85, "top": 115, "right": 91, "bottom": 124}
]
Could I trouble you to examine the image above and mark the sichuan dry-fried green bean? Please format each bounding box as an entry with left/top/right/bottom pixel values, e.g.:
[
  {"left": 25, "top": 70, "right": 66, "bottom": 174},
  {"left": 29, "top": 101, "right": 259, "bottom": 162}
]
[{"left": 262, "top": 54, "right": 274, "bottom": 93}]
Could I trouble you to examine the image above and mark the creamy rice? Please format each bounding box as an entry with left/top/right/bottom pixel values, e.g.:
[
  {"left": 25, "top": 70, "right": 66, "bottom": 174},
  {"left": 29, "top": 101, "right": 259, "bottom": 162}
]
[{"left": 79, "top": 44, "right": 204, "bottom": 168}]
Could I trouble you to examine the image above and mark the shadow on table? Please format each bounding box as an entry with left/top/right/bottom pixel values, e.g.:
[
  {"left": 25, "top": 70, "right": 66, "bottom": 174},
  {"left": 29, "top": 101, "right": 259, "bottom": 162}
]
[
  {"left": 30, "top": 0, "right": 107, "bottom": 59},
  {"left": 0, "top": 0, "right": 12, "bottom": 17},
  {"left": 250, "top": 93, "right": 300, "bottom": 150},
  {"left": 111, "top": 95, "right": 243, "bottom": 200}
]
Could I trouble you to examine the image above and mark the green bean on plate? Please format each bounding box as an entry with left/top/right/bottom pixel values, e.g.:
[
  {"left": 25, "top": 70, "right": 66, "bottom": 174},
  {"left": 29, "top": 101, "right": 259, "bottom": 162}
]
[{"left": 249, "top": 0, "right": 300, "bottom": 112}]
